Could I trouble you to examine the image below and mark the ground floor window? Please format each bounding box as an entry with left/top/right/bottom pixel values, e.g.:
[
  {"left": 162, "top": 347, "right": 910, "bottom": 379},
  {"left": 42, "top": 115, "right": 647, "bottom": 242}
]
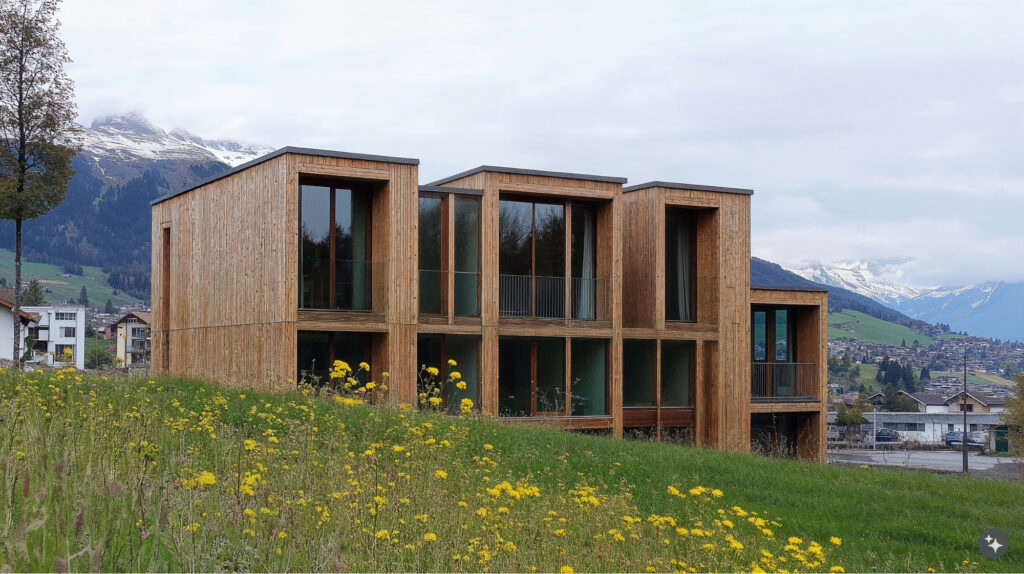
[
  {"left": 498, "top": 336, "right": 607, "bottom": 417},
  {"left": 54, "top": 344, "right": 75, "bottom": 361},
  {"left": 417, "top": 334, "right": 480, "bottom": 414},
  {"left": 622, "top": 339, "right": 695, "bottom": 408},
  {"left": 883, "top": 422, "right": 925, "bottom": 432},
  {"left": 297, "top": 331, "right": 373, "bottom": 388}
]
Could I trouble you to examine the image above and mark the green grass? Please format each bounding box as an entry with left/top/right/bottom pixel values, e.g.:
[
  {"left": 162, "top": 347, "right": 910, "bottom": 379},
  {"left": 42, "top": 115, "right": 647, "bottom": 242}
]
[
  {"left": 930, "top": 370, "right": 1014, "bottom": 387},
  {"left": 828, "top": 309, "right": 933, "bottom": 347},
  {"left": 1, "top": 368, "right": 1020, "bottom": 572},
  {"left": 0, "top": 248, "right": 142, "bottom": 309}
]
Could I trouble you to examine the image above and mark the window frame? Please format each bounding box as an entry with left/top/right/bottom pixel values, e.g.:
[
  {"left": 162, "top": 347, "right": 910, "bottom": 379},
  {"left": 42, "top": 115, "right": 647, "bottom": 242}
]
[
  {"left": 498, "top": 336, "right": 609, "bottom": 418},
  {"left": 298, "top": 177, "right": 376, "bottom": 312},
  {"left": 417, "top": 189, "right": 482, "bottom": 319},
  {"left": 497, "top": 194, "right": 601, "bottom": 320}
]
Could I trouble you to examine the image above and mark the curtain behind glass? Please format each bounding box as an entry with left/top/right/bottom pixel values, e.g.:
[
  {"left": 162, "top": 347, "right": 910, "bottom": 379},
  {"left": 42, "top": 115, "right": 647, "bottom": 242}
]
[
  {"left": 571, "top": 205, "right": 596, "bottom": 320},
  {"left": 666, "top": 209, "right": 695, "bottom": 322},
  {"left": 418, "top": 196, "right": 443, "bottom": 314}
]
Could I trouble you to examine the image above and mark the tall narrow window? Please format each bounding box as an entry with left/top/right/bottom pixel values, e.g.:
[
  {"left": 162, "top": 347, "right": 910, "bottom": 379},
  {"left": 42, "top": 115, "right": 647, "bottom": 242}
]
[
  {"left": 571, "top": 338, "right": 606, "bottom": 415},
  {"left": 661, "top": 340, "right": 695, "bottom": 407},
  {"left": 161, "top": 227, "right": 171, "bottom": 371},
  {"left": 299, "top": 180, "right": 373, "bottom": 311},
  {"left": 665, "top": 208, "right": 696, "bottom": 322},
  {"left": 623, "top": 339, "right": 657, "bottom": 407},
  {"left": 571, "top": 205, "right": 597, "bottom": 319},
  {"left": 498, "top": 337, "right": 533, "bottom": 416},
  {"left": 498, "top": 200, "right": 533, "bottom": 317},
  {"left": 419, "top": 195, "right": 443, "bottom": 314},
  {"left": 454, "top": 196, "right": 480, "bottom": 316},
  {"left": 752, "top": 310, "right": 767, "bottom": 361},
  {"left": 533, "top": 203, "right": 565, "bottom": 318},
  {"left": 300, "top": 185, "right": 331, "bottom": 309},
  {"left": 535, "top": 338, "right": 566, "bottom": 414},
  {"left": 774, "top": 310, "right": 790, "bottom": 361}
]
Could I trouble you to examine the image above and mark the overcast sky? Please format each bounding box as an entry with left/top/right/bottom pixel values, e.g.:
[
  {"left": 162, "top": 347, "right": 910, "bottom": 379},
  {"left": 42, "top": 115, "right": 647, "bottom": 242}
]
[{"left": 60, "top": 1, "right": 1024, "bottom": 287}]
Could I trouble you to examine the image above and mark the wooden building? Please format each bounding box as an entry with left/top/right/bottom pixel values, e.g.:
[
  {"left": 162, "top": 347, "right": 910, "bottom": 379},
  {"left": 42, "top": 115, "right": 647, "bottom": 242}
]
[{"left": 151, "top": 147, "right": 827, "bottom": 460}]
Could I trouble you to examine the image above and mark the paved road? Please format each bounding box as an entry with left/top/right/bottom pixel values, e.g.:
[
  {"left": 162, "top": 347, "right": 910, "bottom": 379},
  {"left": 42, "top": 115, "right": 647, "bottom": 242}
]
[{"left": 829, "top": 448, "right": 1020, "bottom": 477}]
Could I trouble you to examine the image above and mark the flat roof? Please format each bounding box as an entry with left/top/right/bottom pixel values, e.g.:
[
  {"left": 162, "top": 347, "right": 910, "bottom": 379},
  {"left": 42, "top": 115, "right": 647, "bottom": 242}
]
[
  {"left": 418, "top": 184, "right": 484, "bottom": 196},
  {"left": 428, "top": 165, "right": 627, "bottom": 186},
  {"left": 751, "top": 284, "right": 829, "bottom": 293},
  {"left": 624, "top": 180, "right": 753, "bottom": 195},
  {"left": 151, "top": 146, "right": 420, "bottom": 206}
]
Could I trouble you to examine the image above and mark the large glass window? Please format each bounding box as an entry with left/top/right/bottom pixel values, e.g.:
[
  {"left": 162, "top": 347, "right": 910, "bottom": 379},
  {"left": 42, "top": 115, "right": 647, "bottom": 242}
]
[
  {"left": 499, "top": 198, "right": 598, "bottom": 319},
  {"left": 623, "top": 339, "right": 656, "bottom": 407},
  {"left": 498, "top": 337, "right": 533, "bottom": 416},
  {"left": 419, "top": 195, "right": 443, "bottom": 314},
  {"left": 665, "top": 208, "right": 696, "bottom": 322},
  {"left": 571, "top": 338, "right": 606, "bottom": 415},
  {"left": 454, "top": 196, "right": 480, "bottom": 316},
  {"left": 498, "top": 337, "right": 606, "bottom": 417},
  {"left": 300, "top": 180, "right": 373, "bottom": 311},
  {"left": 661, "top": 340, "right": 695, "bottom": 407},
  {"left": 296, "top": 331, "right": 372, "bottom": 388},
  {"left": 416, "top": 334, "right": 480, "bottom": 414}
]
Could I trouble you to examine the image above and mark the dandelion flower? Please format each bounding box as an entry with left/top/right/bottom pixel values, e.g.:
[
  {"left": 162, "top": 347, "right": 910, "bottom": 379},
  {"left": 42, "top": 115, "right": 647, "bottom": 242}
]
[
  {"left": 830, "top": 536, "right": 842, "bottom": 546},
  {"left": 830, "top": 567, "right": 845, "bottom": 573},
  {"left": 434, "top": 469, "right": 448, "bottom": 479},
  {"left": 424, "top": 532, "right": 437, "bottom": 542},
  {"left": 483, "top": 444, "right": 493, "bottom": 450},
  {"left": 560, "top": 567, "right": 574, "bottom": 573}
]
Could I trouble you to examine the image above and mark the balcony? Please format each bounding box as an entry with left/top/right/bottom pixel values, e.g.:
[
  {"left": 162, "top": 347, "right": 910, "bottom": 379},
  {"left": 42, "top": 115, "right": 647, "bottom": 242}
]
[
  {"left": 751, "top": 362, "right": 817, "bottom": 402},
  {"left": 498, "top": 274, "right": 607, "bottom": 320}
]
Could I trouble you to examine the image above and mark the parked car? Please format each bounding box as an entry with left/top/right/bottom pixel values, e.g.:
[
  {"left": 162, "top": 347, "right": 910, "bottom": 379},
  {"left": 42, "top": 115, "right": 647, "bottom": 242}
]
[
  {"left": 945, "top": 431, "right": 986, "bottom": 450},
  {"left": 873, "top": 428, "right": 900, "bottom": 443},
  {"left": 827, "top": 425, "right": 840, "bottom": 441}
]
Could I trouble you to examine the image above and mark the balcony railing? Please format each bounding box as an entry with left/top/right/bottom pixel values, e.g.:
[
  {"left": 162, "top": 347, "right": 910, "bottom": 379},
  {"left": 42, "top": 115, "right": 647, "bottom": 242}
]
[
  {"left": 751, "top": 362, "right": 817, "bottom": 401},
  {"left": 499, "top": 274, "right": 606, "bottom": 319}
]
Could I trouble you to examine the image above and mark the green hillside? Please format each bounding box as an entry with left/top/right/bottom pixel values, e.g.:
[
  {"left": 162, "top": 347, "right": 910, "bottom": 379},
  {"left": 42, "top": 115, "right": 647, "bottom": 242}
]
[
  {"left": 2, "top": 369, "right": 1021, "bottom": 572},
  {"left": 0, "top": 248, "right": 143, "bottom": 309},
  {"left": 828, "top": 309, "right": 933, "bottom": 347}
]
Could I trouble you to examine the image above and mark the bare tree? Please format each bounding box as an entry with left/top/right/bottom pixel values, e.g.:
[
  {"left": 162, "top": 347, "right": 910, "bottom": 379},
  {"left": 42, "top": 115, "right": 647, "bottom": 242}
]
[{"left": 0, "top": 0, "right": 78, "bottom": 367}]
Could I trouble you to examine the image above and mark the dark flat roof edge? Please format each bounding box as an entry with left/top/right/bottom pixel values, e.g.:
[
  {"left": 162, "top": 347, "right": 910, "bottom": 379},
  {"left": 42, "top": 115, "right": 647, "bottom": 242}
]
[
  {"left": 751, "top": 284, "right": 830, "bottom": 293},
  {"left": 428, "top": 165, "right": 627, "bottom": 186},
  {"left": 418, "top": 184, "right": 484, "bottom": 196},
  {"left": 151, "top": 146, "right": 420, "bottom": 206},
  {"left": 624, "top": 180, "right": 753, "bottom": 195}
]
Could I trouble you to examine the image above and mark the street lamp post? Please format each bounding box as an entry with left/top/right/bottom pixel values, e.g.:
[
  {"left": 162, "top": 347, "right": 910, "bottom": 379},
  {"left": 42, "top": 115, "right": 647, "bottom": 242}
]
[{"left": 963, "top": 348, "right": 968, "bottom": 474}]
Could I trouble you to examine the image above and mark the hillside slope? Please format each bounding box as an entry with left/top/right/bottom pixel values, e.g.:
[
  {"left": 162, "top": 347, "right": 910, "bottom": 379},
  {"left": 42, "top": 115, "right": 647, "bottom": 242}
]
[{"left": 2, "top": 370, "right": 1020, "bottom": 572}]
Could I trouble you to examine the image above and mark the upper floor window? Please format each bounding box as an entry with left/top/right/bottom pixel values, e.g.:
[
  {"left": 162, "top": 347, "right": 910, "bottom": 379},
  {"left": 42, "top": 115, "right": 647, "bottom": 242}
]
[
  {"left": 418, "top": 193, "right": 481, "bottom": 317},
  {"left": 300, "top": 179, "right": 373, "bottom": 311},
  {"left": 665, "top": 207, "right": 696, "bottom": 322},
  {"left": 55, "top": 312, "right": 76, "bottom": 321},
  {"left": 62, "top": 327, "right": 76, "bottom": 338},
  {"left": 498, "top": 198, "right": 598, "bottom": 319}
]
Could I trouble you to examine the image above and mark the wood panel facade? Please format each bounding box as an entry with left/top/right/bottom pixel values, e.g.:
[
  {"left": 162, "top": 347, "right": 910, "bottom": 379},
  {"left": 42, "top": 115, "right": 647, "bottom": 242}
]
[{"left": 151, "top": 149, "right": 826, "bottom": 461}]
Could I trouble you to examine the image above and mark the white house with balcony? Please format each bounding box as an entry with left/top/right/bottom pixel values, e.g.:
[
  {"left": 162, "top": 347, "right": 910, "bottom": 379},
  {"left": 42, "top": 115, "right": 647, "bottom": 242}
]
[
  {"left": 110, "top": 311, "right": 151, "bottom": 366},
  {"left": 22, "top": 305, "right": 86, "bottom": 370}
]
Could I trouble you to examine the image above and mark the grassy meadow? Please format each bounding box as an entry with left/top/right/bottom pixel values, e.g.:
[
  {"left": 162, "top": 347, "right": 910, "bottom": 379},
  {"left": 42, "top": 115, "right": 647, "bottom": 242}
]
[
  {"left": 1, "top": 366, "right": 1021, "bottom": 572},
  {"left": 828, "top": 310, "right": 933, "bottom": 347}
]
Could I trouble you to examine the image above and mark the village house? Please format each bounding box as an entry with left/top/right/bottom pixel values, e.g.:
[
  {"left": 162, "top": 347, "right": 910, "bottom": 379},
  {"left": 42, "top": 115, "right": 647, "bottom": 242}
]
[
  {"left": 21, "top": 305, "right": 86, "bottom": 370},
  {"left": 150, "top": 147, "right": 828, "bottom": 460},
  {"left": 110, "top": 311, "right": 152, "bottom": 366},
  {"left": 0, "top": 297, "right": 37, "bottom": 363}
]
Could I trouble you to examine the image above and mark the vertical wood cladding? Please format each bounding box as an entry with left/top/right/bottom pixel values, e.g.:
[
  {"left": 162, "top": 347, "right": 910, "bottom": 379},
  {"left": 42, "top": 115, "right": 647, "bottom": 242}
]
[{"left": 151, "top": 151, "right": 824, "bottom": 460}]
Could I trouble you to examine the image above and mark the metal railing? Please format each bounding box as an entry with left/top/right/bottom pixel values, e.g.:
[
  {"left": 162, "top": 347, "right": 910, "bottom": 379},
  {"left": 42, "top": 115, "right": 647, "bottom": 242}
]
[
  {"left": 499, "top": 274, "right": 605, "bottom": 319},
  {"left": 751, "top": 362, "right": 817, "bottom": 401}
]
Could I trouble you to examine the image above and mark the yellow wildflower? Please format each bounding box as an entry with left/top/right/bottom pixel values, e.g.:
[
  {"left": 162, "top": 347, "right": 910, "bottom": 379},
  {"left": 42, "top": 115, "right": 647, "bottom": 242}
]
[
  {"left": 560, "top": 567, "right": 574, "bottom": 574},
  {"left": 830, "top": 536, "right": 842, "bottom": 546},
  {"left": 424, "top": 532, "right": 437, "bottom": 542}
]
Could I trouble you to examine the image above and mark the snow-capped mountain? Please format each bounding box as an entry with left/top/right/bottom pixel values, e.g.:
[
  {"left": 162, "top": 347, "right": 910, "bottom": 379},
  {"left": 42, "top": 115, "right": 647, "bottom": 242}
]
[
  {"left": 786, "top": 260, "right": 922, "bottom": 305},
  {"left": 80, "top": 112, "right": 273, "bottom": 187},
  {"left": 785, "top": 260, "right": 1024, "bottom": 342}
]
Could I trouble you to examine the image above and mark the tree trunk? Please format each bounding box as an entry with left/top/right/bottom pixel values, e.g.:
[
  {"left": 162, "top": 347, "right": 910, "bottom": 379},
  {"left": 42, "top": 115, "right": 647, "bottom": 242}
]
[{"left": 13, "top": 218, "right": 22, "bottom": 368}]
